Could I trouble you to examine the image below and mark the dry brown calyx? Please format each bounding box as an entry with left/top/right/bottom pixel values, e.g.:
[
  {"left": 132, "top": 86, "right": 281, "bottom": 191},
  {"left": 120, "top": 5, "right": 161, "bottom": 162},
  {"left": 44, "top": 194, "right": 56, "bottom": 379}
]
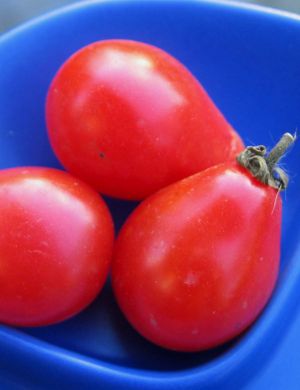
[{"left": 237, "top": 132, "right": 296, "bottom": 190}]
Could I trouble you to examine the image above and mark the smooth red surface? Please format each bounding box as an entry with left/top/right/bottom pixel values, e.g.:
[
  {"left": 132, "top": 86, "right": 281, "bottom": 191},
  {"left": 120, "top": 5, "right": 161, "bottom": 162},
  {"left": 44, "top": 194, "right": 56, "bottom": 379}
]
[
  {"left": 112, "top": 163, "right": 281, "bottom": 351},
  {"left": 46, "top": 39, "right": 244, "bottom": 200},
  {"left": 0, "top": 167, "right": 114, "bottom": 327}
]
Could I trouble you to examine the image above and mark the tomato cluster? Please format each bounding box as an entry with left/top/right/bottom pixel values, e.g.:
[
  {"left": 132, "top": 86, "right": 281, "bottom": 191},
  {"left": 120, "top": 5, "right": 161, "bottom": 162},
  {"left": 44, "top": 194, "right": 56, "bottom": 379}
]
[{"left": 0, "top": 39, "right": 293, "bottom": 352}]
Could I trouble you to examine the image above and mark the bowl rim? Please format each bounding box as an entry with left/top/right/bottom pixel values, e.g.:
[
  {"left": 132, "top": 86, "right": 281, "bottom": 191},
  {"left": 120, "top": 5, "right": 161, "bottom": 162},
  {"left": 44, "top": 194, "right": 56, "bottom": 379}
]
[
  {"left": 1, "top": 0, "right": 300, "bottom": 386},
  {"left": 1, "top": 0, "right": 300, "bottom": 43}
]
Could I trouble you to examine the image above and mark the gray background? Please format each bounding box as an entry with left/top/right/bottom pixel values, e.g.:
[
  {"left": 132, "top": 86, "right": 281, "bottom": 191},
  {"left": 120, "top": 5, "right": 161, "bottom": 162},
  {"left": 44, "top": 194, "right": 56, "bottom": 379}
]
[{"left": 0, "top": 0, "right": 299, "bottom": 34}]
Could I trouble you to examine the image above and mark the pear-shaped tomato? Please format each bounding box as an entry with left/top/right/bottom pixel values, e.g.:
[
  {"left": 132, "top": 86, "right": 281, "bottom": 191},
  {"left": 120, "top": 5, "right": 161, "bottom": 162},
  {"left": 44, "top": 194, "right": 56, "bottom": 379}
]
[
  {"left": 46, "top": 39, "right": 243, "bottom": 200},
  {"left": 112, "top": 134, "right": 294, "bottom": 351}
]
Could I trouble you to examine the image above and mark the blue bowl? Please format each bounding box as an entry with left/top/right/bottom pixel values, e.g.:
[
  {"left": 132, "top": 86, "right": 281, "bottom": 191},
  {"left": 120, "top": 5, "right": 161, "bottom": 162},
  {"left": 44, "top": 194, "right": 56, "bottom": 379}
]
[{"left": 1, "top": 1, "right": 300, "bottom": 388}]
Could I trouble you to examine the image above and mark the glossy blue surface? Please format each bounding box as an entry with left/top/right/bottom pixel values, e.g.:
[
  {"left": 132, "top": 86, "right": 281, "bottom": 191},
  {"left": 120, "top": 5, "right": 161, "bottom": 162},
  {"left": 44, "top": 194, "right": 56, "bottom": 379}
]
[{"left": 0, "top": 0, "right": 300, "bottom": 388}]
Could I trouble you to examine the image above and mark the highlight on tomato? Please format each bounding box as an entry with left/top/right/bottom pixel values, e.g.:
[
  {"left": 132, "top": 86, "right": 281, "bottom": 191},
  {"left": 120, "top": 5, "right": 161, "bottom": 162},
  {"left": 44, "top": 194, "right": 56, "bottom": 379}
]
[{"left": 46, "top": 39, "right": 244, "bottom": 200}]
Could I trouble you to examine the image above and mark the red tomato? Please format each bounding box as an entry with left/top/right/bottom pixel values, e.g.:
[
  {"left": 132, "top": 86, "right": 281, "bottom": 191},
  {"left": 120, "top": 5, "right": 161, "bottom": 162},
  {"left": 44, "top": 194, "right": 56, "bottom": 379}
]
[
  {"left": 112, "top": 160, "right": 282, "bottom": 351},
  {"left": 46, "top": 39, "right": 244, "bottom": 200},
  {"left": 0, "top": 167, "right": 114, "bottom": 327}
]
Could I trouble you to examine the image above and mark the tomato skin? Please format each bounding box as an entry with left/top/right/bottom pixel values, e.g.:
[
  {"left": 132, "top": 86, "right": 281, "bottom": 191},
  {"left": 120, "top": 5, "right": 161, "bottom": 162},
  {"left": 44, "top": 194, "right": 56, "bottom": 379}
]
[
  {"left": 0, "top": 167, "right": 114, "bottom": 327},
  {"left": 112, "top": 163, "right": 281, "bottom": 351},
  {"left": 46, "top": 39, "right": 244, "bottom": 200}
]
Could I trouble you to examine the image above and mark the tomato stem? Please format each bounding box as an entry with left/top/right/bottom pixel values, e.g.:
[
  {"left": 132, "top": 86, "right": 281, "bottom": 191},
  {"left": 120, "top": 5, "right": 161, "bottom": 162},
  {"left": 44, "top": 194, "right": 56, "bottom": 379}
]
[
  {"left": 237, "top": 132, "right": 296, "bottom": 190},
  {"left": 266, "top": 133, "right": 296, "bottom": 171}
]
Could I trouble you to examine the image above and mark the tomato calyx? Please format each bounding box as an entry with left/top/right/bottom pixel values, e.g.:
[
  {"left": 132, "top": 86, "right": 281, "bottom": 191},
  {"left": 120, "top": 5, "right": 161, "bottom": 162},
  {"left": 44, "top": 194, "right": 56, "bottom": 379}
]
[{"left": 237, "top": 132, "right": 296, "bottom": 190}]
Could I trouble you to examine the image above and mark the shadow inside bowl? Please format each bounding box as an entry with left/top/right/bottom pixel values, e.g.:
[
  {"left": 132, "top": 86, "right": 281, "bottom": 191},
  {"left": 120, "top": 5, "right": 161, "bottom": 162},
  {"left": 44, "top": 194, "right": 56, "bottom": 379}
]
[{"left": 21, "top": 281, "right": 236, "bottom": 371}]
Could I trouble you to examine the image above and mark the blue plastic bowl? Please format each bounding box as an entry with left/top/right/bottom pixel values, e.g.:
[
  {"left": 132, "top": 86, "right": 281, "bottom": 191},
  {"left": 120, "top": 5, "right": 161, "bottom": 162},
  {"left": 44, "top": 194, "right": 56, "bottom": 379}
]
[{"left": 1, "top": 0, "right": 300, "bottom": 388}]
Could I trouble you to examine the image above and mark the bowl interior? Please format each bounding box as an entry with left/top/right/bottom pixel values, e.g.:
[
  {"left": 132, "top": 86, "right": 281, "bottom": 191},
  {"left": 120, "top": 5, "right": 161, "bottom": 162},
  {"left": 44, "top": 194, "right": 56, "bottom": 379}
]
[{"left": 1, "top": 0, "right": 300, "bottom": 385}]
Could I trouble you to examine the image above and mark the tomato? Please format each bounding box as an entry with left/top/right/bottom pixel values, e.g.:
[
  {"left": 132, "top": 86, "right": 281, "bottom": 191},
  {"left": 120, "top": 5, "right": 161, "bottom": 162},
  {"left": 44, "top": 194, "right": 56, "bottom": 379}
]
[
  {"left": 0, "top": 167, "right": 114, "bottom": 327},
  {"left": 46, "top": 39, "right": 244, "bottom": 200},
  {"left": 112, "top": 134, "right": 293, "bottom": 351}
]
